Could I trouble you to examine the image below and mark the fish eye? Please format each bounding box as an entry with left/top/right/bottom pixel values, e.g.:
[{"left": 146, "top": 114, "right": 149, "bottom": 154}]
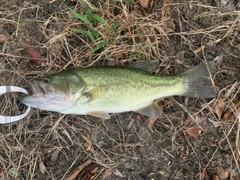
[{"left": 43, "top": 77, "right": 51, "bottom": 83}]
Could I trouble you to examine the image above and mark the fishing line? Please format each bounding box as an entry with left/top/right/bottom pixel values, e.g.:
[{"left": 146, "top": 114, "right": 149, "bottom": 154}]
[{"left": 0, "top": 86, "right": 31, "bottom": 124}]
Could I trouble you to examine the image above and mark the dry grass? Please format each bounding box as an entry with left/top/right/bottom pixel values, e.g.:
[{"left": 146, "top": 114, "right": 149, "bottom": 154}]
[{"left": 0, "top": 0, "right": 240, "bottom": 179}]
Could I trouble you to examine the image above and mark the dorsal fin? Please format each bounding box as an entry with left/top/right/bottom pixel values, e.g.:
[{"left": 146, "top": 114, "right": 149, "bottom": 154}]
[{"left": 128, "top": 60, "right": 159, "bottom": 73}]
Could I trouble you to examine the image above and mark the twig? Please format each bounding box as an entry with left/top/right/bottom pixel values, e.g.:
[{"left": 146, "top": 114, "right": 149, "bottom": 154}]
[{"left": 66, "top": 159, "right": 92, "bottom": 180}]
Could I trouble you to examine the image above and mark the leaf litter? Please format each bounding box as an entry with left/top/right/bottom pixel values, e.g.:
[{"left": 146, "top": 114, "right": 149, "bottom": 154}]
[
  {"left": 214, "top": 98, "right": 225, "bottom": 119},
  {"left": 67, "top": 160, "right": 100, "bottom": 180},
  {"left": 0, "top": 0, "right": 240, "bottom": 179},
  {"left": 139, "top": 0, "right": 155, "bottom": 8},
  {"left": 25, "top": 46, "right": 47, "bottom": 67},
  {"left": 184, "top": 127, "right": 202, "bottom": 138},
  {"left": 81, "top": 134, "right": 92, "bottom": 151}
]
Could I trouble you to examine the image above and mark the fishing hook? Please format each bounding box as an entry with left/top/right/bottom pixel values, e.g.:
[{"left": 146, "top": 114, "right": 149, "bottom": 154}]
[{"left": 0, "top": 86, "right": 30, "bottom": 124}]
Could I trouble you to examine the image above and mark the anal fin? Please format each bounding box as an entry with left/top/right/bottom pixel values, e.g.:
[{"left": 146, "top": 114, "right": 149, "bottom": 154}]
[
  {"left": 88, "top": 111, "right": 111, "bottom": 119},
  {"left": 135, "top": 102, "right": 162, "bottom": 119}
]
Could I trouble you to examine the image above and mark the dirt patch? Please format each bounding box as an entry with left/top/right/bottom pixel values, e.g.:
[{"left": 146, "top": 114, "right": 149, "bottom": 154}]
[{"left": 0, "top": 0, "right": 240, "bottom": 179}]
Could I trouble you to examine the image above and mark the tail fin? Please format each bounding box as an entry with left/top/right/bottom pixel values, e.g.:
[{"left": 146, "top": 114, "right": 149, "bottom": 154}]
[{"left": 181, "top": 61, "right": 216, "bottom": 98}]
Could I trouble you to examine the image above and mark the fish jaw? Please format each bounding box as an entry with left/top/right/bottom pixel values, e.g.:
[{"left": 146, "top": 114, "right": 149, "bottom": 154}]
[{"left": 21, "top": 80, "right": 78, "bottom": 112}]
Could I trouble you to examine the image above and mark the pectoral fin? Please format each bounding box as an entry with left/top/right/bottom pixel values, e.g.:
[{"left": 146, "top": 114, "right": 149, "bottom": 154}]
[
  {"left": 87, "top": 86, "right": 106, "bottom": 101},
  {"left": 135, "top": 102, "right": 162, "bottom": 119},
  {"left": 88, "top": 111, "right": 111, "bottom": 119}
]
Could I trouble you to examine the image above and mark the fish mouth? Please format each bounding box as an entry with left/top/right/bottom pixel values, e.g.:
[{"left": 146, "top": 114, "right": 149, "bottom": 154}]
[
  {"left": 29, "top": 80, "right": 47, "bottom": 97},
  {"left": 21, "top": 80, "right": 49, "bottom": 107}
]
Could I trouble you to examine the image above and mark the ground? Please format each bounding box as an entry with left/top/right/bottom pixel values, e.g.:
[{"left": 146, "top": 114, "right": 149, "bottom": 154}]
[{"left": 0, "top": 0, "right": 240, "bottom": 179}]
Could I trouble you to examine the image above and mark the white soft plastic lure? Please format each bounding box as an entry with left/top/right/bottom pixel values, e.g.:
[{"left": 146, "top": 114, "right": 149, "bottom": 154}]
[{"left": 0, "top": 86, "right": 31, "bottom": 124}]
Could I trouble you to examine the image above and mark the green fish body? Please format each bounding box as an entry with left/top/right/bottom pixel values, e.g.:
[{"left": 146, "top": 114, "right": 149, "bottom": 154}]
[{"left": 21, "top": 61, "right": 216, "bottom": 119}]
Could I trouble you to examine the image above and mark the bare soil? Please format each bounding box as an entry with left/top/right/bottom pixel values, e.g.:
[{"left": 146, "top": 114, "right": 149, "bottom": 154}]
[{"left": 0, "top": 0, "right": 240, "bottom": 179}]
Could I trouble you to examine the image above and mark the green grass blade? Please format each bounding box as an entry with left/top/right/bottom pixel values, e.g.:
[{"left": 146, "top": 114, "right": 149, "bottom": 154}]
[
  {"left": 71, "top": 29, "right": 97, "bottom": 42},
  {"left": 89, "top": 40, "right": 108, "bottom": 54},
  {"left": 143, "top": 42, "right": 157, "bottom": 48},
  {"left": 87, "top": 31, "right": 96, "bottom": 42},
  {"left": 71, "top": 29, "right": 88, "bottom": 34},
  {"left": 67, "top": 7, "right": 89, "bottom": 24},
  {"left": 109, "top": 22, "right": 121, "bottom": 32},
  {"left": 91, "top": 30, "right": 99, "bottom": 39},
  {"left": 91, "top": 14, "right": 107, "bottom": 25}
]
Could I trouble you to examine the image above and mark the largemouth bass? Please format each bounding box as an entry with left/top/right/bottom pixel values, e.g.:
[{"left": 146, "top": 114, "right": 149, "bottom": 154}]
[{"left": 21, "top": 61, "right": 216, "bottom": 119}]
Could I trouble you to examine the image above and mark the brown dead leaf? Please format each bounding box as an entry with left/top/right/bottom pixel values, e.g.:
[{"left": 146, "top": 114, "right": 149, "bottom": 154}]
[
  {"left": 139, "top": 0, "right": 155, "bottom": 8},
  {"left": 193, "top": 45, "right": 205, "bottom": 54},
  {"left": 95, "top": 11, "right": 103, "bottom": 17},
  {"left": 82, "top": 135, "right": 92, "bottom": 151},
  {"left": 25, "top": 46, "right": 47, "bottom": 66},
  {"left": 214, "top": 98, "right": 225, "bottom": 119},
  {"left": 50, "top": 148, "right": 61, "bottom": 164},
  {"left": 184, "top": 127, "right": 202, "bottom": 138},
  {"left": 223, "top": 102, "right": 240, "bottom": 120},
  {"left": 148, "top": 117, "right": 157, "bottom": 131},
  {"left": 184, "top": 119, "right": 192, "bottom": 125},
  {"left": 223, "top": 109, "right": 234, "bottom": 120},
  {"left": 165, "top": 18, "right": 176, "bottom": 32},
  {"left": 202, "top": 168, "right": 209, "bottom": 179},
  {"left": 136, "top": 114, "right": 142, "bottom": 121},
  {"left": 68, "top": 0, "right": 77, "bottom": 2},
  {"left": 139, "top": 0, "right": 149, "bottom": 8},
  {"left": 216, "top": 167, "right": 229, "bottom": 179},
  {"left": 39, "top": 161, "right": 46, "bottom": 174}
]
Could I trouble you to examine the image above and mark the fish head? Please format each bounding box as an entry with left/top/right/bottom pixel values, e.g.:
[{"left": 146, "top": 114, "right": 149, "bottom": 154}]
[{"left": 21, "top": 71, "right": 85, "bottom": 112}]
